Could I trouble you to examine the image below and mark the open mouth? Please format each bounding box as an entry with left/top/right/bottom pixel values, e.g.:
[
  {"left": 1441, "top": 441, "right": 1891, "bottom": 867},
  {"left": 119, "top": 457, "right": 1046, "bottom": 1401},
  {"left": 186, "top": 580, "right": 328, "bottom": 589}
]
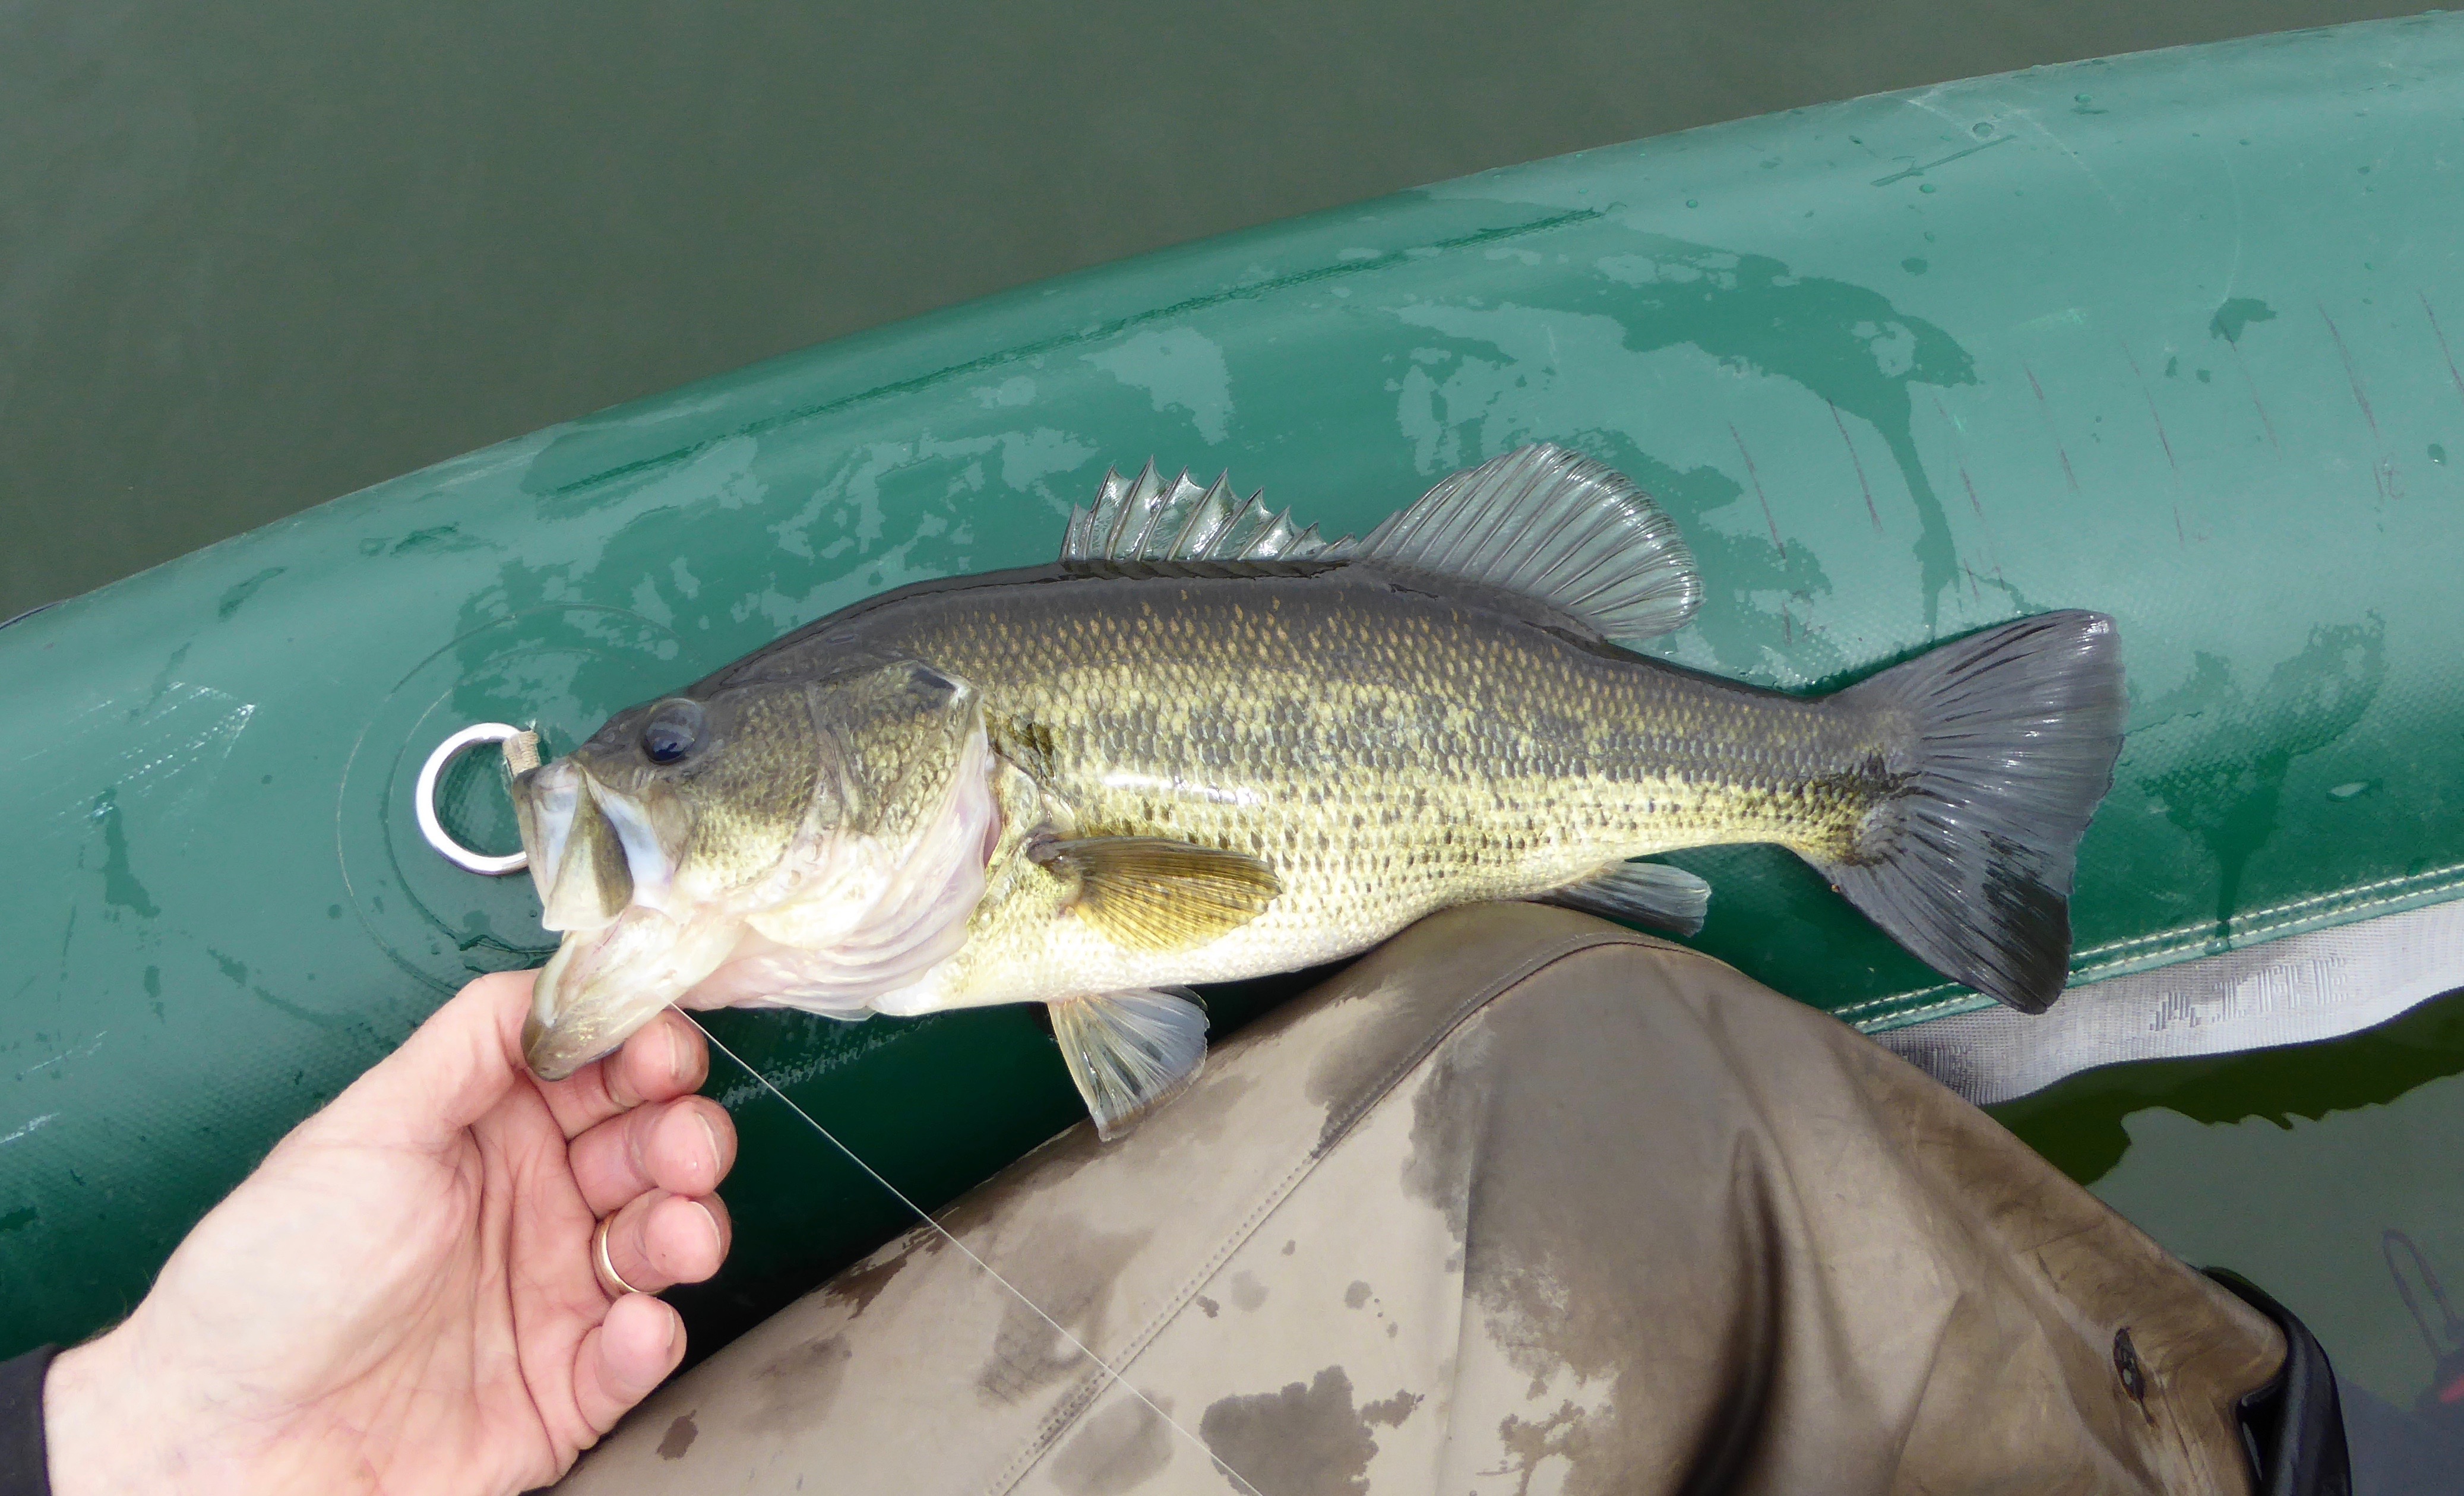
[
  {"left": 512, "top": 761, "right": 710, "bottom": 1078},
  {"left": 517, "top": 761, "right": 678, "bottom": 932},
  {"left": 510, "top": 723, "right": 1002, "bottom": 1080}
]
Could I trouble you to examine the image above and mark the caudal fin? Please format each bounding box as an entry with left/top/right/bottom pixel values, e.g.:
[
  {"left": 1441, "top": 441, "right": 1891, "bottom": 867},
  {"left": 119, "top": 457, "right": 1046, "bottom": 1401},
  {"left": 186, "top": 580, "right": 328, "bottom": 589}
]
[{"left": 1819, "top": 611, "right": 2124, "bottom": 1014}]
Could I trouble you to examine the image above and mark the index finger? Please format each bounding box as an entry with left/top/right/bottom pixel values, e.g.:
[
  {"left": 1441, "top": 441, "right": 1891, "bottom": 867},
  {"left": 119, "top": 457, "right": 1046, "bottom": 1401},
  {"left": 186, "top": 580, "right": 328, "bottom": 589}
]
[{"left": 535, "top": 1007, "right": 710, "bottom": 1138}]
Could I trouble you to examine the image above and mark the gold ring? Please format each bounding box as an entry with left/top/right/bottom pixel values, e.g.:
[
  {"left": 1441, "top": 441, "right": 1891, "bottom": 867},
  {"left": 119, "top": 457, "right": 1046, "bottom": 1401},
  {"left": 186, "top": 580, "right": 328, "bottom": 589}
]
[{"left": 593, "top": 1216, "right": 646, "bottom": 1299}]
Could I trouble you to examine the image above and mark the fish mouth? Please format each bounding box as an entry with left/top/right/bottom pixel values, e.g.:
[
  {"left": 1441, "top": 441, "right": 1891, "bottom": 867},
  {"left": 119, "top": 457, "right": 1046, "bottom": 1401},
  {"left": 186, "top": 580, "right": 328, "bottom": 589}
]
[
  {"left": 517, "top": 761, "right": 677, "bottom": 933},
  {"left": 513, "top": 761, "right": 708, "bottom": 1079},
  {"left": 512, "top": 723, "right": 1002, "bottom": 1079}
]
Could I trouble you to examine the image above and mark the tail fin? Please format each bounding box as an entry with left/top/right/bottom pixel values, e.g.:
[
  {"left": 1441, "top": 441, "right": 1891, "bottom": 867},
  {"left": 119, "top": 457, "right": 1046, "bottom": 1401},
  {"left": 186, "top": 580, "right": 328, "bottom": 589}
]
[{"left": 1819, "top": 611, "right": 2124, "bottom": 1013}]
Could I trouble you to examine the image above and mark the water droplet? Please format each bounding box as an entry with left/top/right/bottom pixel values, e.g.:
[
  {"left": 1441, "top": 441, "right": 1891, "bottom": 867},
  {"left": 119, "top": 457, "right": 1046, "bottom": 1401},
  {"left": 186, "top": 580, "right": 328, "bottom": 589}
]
[
  {"left": 1918, "top": 183, "right": 1937, "bottom": 194},
  {"left": 1685, "top": 199, "right": 1700, "bottom": 208},
  {"left": 1902, "top": 257, "right": 1928, "bottom": 275},
  {"left": 1972, "top": 121, "right": 1994, "bottom": 137},
  {"left": 2431, "top": 442, "right": 2448, "bottom": 465}
]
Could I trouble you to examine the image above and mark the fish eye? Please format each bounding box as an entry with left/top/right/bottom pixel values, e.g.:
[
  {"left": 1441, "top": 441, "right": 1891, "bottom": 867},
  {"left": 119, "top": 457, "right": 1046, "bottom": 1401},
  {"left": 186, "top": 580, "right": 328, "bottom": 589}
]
[{"left": 639, "top": 699, "right": 705, "bottom": 765}]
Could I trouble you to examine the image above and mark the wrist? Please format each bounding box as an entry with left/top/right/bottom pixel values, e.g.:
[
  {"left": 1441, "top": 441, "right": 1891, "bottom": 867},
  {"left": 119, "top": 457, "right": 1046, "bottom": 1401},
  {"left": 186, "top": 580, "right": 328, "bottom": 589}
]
[{"left": 42, "top": 1332, "right": 176, "bottom": 1495}]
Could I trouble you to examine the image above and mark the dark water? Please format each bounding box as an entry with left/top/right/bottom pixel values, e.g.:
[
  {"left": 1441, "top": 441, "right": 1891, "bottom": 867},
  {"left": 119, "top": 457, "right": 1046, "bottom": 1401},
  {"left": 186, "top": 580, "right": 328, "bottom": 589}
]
[
  {"left": 0, "top": 0, "right": 2432, "bottom": 615},
  {"left": 1995, "top": 992, "right": 2464, "bottom": 1481}
]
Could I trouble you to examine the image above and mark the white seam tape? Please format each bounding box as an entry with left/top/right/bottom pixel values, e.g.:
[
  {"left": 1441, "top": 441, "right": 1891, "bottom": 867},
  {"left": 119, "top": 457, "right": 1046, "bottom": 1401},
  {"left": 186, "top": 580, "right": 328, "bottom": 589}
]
[{"left": 1875, "top": 897, "right": 2464, "bottom": 1105}]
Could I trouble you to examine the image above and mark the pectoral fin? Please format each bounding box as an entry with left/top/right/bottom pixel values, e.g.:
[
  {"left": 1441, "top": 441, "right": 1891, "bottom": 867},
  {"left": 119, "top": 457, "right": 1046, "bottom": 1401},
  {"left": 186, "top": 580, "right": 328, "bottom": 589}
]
[
  {"left": 1539, "top": 860, "right": 1712, "bottom": 936},
  {"left": 1030, "top": 836, "right": 1282, "bottom": 951},
  {"left": 1050, "top": 988, "right": 1210, "bottom": 1140}
]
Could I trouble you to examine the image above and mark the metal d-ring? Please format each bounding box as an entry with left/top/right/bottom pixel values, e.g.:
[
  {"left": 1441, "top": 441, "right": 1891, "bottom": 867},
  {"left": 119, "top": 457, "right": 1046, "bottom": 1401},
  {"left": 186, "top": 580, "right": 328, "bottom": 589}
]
[{"left": 416, "top": 722, "right": 537, "bottom": 875}]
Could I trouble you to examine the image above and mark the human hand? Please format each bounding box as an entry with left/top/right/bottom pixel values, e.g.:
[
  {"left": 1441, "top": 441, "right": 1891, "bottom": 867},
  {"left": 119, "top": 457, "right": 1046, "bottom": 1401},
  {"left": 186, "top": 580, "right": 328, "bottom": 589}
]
[{"left": 42, "top": 970, "right": 736, "bottom": 1495}]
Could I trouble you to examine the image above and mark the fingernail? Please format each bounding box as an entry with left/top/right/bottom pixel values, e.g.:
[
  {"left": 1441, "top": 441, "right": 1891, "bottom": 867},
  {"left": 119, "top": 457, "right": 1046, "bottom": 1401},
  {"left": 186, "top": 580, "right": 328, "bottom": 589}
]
[
  {"left": 695, "top": 1112, "right": 722, "bottom": 1179},
  {"left": 691, "top": 1199, "right": 723, "bottom": 1256},
  {"left": 665, "top": 1020, "right": 687, "bottom": 1083}
]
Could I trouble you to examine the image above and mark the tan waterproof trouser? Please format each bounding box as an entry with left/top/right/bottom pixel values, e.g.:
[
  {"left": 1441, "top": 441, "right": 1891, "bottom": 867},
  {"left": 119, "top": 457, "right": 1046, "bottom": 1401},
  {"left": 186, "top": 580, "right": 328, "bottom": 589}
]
[{"left": 561, "top": 903, "right": 2284, "bottom": 1495}]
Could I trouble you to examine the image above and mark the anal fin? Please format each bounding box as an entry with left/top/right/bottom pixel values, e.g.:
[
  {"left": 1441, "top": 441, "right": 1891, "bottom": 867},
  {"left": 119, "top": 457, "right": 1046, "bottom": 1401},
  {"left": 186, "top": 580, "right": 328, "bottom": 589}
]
[
  {"left": 1538, "top": 860, "right": 1711, "bottom": 937},
  {"left": 1049, "top": 988, "right": 1210, "bottom": 1140}
]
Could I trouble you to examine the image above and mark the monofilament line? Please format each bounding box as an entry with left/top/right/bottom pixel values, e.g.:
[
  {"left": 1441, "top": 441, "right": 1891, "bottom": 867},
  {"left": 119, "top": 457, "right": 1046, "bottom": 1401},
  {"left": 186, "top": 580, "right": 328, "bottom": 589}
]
[{"left": 682, "top": 1011, "right": 1269, "bottom": 1496}]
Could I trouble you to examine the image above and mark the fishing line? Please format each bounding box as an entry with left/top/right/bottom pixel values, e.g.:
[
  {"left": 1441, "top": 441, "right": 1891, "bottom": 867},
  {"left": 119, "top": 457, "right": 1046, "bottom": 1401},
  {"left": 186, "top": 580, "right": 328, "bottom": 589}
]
[{"left": 680, "top": 1010, "right": 1269, "bottom": 1496}]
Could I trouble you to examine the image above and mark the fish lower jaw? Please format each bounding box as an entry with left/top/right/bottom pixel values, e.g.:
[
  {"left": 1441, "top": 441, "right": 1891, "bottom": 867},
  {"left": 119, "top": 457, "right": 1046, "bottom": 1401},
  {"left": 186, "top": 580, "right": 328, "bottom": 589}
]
[{"left": 523, "top": 906, "right": 742, "bottom": 1078}]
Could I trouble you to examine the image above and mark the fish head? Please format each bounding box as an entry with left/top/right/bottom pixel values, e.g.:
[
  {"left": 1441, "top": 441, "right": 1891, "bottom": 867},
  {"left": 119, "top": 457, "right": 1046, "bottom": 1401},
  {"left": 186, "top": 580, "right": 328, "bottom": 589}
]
[{"left": 511, "top": 660, "right": 992, "bottom": 1078}]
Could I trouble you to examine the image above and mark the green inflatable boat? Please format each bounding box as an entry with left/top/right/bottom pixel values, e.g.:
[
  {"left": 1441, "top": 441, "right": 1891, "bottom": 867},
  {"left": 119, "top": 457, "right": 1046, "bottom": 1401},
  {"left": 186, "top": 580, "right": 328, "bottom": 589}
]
[{"left": 8, "top": 15, "right": 2464, "bottom": 1397}]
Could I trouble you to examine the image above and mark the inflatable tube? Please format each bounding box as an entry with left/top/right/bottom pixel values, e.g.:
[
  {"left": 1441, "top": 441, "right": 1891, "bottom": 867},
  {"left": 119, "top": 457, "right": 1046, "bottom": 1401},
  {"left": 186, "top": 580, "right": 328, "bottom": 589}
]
[{"left": 8, "top": 14, "right": 2463, "bottom": 1360}]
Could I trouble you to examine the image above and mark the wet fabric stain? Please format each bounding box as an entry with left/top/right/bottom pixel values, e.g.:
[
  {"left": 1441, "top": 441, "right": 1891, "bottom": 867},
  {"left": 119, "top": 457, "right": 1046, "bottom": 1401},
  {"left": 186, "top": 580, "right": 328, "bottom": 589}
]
[
  {"left": 821, "top": 1248, "right": 910, "bottom": 1318},
  {"left": 1360, "top": 1390, "right": 1422, "bottom": 1428},
  {"left": 1399, "top": 1023, "right": 1495, "bottom": 1244},
  {"left": 2209, "top": 297, "right": 2279, "bottom": 345},
  {"left": 1395, "top": 234, "right": 1974, "bottom": 630},
  {"left": 214, "top": 565, "right": 286, "bottom": 619},
  {"left": 656, "top": 1412, "right": 698, "bottom": 1460},
  {"left": 1229, "top": 1270, "right": 1267, "bottom": 1311},
  {"left": 1412, "top": 966, "right": 1775, "bottom": 1494},
  {"left": 1343, "top": 1281, "right": 1372, "bottom": 1310},
  {"left": 748, "top": 1333, "right": 851, "bottom": 1432},
  {"left": 1048, "top": 1398, "right": 1174, "bottom": 1495},
  {"left": 1200, "top": 1366, "right": 1377, "bottom": 1496},
  {"left": 2137, "top": 619, "right": 2386, "bottom": 940},
  {"left": 976, "top": 1221, "right": 1151, "bottom": 1404},
  {"left": 90, "top": 790, "right": 158, "bottom": 920}
]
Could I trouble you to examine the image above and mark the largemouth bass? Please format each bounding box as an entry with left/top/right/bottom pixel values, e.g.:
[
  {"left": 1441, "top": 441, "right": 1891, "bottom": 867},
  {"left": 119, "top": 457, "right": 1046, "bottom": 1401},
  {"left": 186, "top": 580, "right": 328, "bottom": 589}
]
[{"left": 513, "top": 445, "right": 2123, "bottom": 1136}]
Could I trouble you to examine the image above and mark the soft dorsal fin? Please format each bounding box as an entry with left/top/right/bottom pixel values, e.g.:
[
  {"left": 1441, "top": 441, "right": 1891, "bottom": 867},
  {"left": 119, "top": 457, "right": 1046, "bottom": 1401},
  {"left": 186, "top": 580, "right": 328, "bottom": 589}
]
[
  {"left": 1334, "top": 444, "right": 1702, "bottom": 640},
  {"left": 1049, "top": 987, "right": 1210, "bottom": 1139},
  {"left": 1062, "top": 461, "right": 1346, "bottom": 562},
  {"left": 1029, "top": 835, "right": 1283, "bottom": 951},
  {"left": 1538, "top": 859, "right": 1712, "bottom": 936}
]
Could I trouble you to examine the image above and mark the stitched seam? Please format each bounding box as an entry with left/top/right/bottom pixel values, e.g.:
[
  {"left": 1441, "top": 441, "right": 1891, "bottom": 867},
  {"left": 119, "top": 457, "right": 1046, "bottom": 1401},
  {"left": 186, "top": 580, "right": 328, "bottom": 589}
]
[
  {"left": 1838, "top": 868, "right": 2464, "bottom": 1025},
  {"left": 989, "top": 923, "right": 1671, "bottom": 1491}
]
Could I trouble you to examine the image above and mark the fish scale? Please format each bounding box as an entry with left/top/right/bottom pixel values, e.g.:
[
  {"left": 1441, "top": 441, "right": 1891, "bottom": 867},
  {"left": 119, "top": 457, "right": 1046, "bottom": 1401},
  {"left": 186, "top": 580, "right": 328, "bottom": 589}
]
[
  {"left": 824, "top": 565, "right": 1889, "bottom": 1008},
  {"left": 514, "top": 445, "right": 2123, "bottom": 1139}
]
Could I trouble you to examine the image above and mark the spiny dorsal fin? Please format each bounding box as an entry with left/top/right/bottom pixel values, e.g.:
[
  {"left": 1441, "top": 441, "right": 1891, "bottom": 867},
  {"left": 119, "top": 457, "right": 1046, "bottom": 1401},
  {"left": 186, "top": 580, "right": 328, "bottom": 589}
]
[
  {"left": 1538, "top": 860, "right": 1711, "bottom": 936},
  {"left": 1062, "top": 461, "right": 1346, "bottom": 562},
  {"left": 1029, "top": 835, "right": 1282, "bottom": 951},
  {"left": 1049, "top": 987, "right": 1209, "bottom": 1140},
  {"left": 1331, "top": 444, "right": 1703, "bottom": 640}
]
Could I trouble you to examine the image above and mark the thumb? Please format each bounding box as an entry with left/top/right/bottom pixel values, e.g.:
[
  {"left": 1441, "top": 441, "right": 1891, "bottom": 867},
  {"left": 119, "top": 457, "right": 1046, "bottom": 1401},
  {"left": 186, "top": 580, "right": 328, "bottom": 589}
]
[{"left": 325, "top": 970, "right": 539, "bottom": 1147}]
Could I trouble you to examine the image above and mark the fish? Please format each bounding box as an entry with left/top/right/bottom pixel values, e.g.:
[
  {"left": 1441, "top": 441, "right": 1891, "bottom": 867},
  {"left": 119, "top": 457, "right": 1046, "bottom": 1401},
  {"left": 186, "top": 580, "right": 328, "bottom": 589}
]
[{"left": 511, "top": 444, "right": 2124, "bottom": 1137}]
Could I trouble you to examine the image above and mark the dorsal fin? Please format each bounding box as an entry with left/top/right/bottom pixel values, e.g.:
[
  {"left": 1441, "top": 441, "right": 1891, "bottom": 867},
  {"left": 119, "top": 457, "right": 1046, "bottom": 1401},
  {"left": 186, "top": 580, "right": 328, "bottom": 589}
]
[
  {"left": 1062, "top": 460, "right": 1346, "bottom": 562},
  {"left": 1331, "top": 444, "right": 1702, "bottom": 640}
]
